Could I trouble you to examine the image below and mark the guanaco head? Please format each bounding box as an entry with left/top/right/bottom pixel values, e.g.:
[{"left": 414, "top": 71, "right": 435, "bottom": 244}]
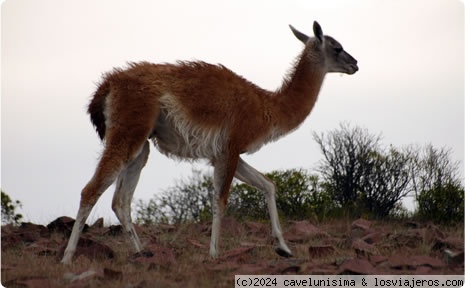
[{"left": 289, "top": 21, "right": 358, "bottom": 75}]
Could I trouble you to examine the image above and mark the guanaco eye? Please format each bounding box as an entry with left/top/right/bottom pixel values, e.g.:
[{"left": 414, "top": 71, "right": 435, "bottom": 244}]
[{"left": 334, "top": 47, "right": 343, "bottom": 54}]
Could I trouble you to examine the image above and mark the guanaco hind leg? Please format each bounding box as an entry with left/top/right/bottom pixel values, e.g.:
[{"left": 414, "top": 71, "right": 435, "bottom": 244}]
[
  {"left": 61, "top": 136, "right": 150, "bottom": 264},
  {"left": 112, "top": 141, "right": 150, "bottom": 253},
  {"left": 209, "top": 153, "right": 239, "bottom": 258}
]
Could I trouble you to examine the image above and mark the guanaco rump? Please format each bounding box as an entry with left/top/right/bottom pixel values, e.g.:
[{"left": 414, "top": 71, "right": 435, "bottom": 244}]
[{"left": 61, "top": 21, "right": 358, "bottom": 264}]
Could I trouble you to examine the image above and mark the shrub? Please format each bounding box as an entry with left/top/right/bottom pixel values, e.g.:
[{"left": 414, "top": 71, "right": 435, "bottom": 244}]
[
  {"left": 134, "top": 169, "right": 330, "bottom": 223},
  {"left": 416, "top": 183, "right": 464, "bottom": 224},
  {"left": 1, "top": 191, "right": 23, "bottom": 226},
  {"left": 313, "top": 123, "right": 414, "bottom": 218}
]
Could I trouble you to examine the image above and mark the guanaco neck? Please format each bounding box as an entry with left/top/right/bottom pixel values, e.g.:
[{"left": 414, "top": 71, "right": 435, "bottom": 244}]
[{"left": 273, "top": 47, "right": 326, "bottom": 134}]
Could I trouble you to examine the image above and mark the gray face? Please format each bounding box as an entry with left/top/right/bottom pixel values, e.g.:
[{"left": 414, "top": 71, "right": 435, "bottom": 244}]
[
  {"left": 323, "top": 35, "right": 358, "bottom": 75},
  {"left": 290, "top": 21, "right": 359, "bottom": 75}
]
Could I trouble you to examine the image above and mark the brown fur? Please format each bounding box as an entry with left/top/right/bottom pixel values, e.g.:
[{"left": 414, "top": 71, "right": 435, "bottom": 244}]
[{"left": 88, "top": 52, "right": 324, "bottom": 156}]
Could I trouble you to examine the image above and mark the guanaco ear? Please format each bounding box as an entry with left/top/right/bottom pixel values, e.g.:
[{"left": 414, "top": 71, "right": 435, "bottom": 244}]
[
  {"left": 313, "top": 21, "right": 324, "bottom": 44},
  {"left": 289, "top": 25, "right": 309, "bottom": 44}
]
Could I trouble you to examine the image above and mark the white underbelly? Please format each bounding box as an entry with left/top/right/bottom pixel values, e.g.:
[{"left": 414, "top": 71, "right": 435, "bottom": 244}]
[{"left": 151, "top": 94, "right": 228, "bottom": 160}]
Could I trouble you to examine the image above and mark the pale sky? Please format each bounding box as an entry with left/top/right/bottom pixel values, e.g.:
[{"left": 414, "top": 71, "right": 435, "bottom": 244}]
[{"left": 1, "top": 0, "right": 464, "bottom": 224}]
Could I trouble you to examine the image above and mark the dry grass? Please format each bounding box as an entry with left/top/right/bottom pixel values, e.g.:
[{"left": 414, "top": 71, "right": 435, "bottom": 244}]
[{"left": 2, "top": 218, "right": 464, "bottom": 287}]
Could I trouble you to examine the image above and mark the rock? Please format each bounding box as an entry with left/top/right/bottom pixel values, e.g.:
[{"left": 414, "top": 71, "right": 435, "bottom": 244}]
[
  {"left": 59, "top": 237, "right": 114, "bottom": 261},
  {"left": 47, "top": 216, "right": 88, "bottom": 236},
  {"left": 361, "top": 232, "right": 382, "bottom": 244},
  {"left": 424, "top": 223, "right": 446, "bottom": 241},
  {"left": 432, "top": 237, "right": 464, "bottom": 252},
  {"left": 389, "top": 254, "right": 445, "bottom": 270},
  {"left": 219, "top": 246, "right": 255, "bottom": 261},
  {"left": 308, "top": 245, "right": 335, "bottom": 258},
  {"left": 281, "top": 265, "right": 301, "bottom": 274},
  {"left": 369, "top": 255, "right": 387, "bottom": 266},
  {"left": 91, "top": 218, "right": 104, "bottom": 229},
  {"left": 187, "top": 239, "right": 207, "bottom": 248},
  {"left": 409, "top": 255, "right": 445, "bottom": 269},
  {"left": 104, "top": 225, "right": 123, "bottom": 236},
  {"left": 17, "top": 222, "right": 50, "bottom": 242},
  {"left": 387, "top": 231, "right": 423, "bottom": 248},
  {"left": 129, "top": 244, "right": 176, "bottom": 268},
  {"left": 351, "top": 219, "right": 372, "bottom": 237},
  {"left": 284, "top": 221, "right": 328, "bottom": 243},
  {"left": 236, "top": 263, "right": 267, "bottom": 274},
  {"left": 351, "top": 238, "right": 378, "bottom": 257},
  {"left": 337, "top": 258, "right": 375, "bottom": 275},
  {"left": 245, "top": 221, "right": 269, "bottom": 236},
  {"left": 413, "top": 266, "right": 433, "bottom": 275}
]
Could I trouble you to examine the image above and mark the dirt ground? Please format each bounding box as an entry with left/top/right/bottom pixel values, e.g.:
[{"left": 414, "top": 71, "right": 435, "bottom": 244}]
[{"left": 1, "top": 216, "right": 464, "bottom": 287}]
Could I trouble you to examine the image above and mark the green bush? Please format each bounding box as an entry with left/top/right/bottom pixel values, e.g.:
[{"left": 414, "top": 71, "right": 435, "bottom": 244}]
[
  {"left": 227, "top": 169, "right": 328, "bottom": 221},
  {"left": 1, "top": 191, "right": 23, "bottom": 226},
  {"left": 416, "top": 183, "right": 464, "bottom": 224},
  {"left": 134, "top": 169, "right": 332, "bottom": 224}
]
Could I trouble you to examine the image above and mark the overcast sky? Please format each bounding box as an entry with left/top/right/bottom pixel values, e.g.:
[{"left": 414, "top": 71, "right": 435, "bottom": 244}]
[{"left": 2, "top": 0, "right": 464, "bottom": 225}]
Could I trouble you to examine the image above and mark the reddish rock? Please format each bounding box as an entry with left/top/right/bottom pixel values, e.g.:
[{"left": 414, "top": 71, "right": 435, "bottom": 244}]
[
  {"left": 245, "top": 221, "right": 269, "bottom": 236},
  {"left": 284, "top": 221, "right": 328, "bottom": 243},
  {"left": 308, "top": 245, "right": 335, "bottom": 258},
  {"left": 236, "top": 263, "right": 268, "bottom": 274},
  {"left": 351, "top": 219, "right": 372, "bottom": 238},
  {"left": 432, "top": 237, "right": 464, "bottom": 252},
  {"left": 219, "top": 246, "right": 255, "bottom": 261},
  {"left": 369, "top": 255, "right": 388, "bottom": 266},
  {"left": 16, "top": 222, "right": 50, "bottom": 242},
  {"left": 59, "top": 237, "right": 114, "bottom": 261},
  {"left": 413, "top": 266, "right": 433, "bottom": 275},
  {"left": 388, "top": 254, "right": 409, "bottom": 269},
  {"left": 352, "top": 238, "right": 378, "bottom": 257},
  {"left": 388, "top": 231, "right": 423, "bottom": 248},
  {"left": 424, "top": 223, "right": 446, "bottom": 240},
  {"left": 130, "top": 244, "right": 176, "bottom": 268},
  {"left": 91, "top": 218, "right": 104, "bottom": 229},
  {"left": 337, "top": 258, "right": 375, "bottom": 275},
  {"left": 281, "top": 265, "right": 301, "bottom": 274},
  {"left": 187, "top": 238, "right": 207, "bottom": 248},
  {"left": 361, "top": 232, "right": 382, "bottom": 244},
  {"left": 47, "top": 216, "right": 84, "bottom": 236},
  {"left": 351, "top": 218, "right": 371, "bottom": 231},
  {"left": 409, "top": 255, "right": 445, "bottom": 269},
  {"left": 389, "top": 254, "right": 445, "bottom": 270},
  {"left": 104, "top": 225, "right": 123, "bottom": 236}
]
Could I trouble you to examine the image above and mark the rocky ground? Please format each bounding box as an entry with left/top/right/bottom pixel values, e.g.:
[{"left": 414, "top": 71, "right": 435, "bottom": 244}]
[{"left": 1, "top": 217, "right": 464, "bottom": 287}]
